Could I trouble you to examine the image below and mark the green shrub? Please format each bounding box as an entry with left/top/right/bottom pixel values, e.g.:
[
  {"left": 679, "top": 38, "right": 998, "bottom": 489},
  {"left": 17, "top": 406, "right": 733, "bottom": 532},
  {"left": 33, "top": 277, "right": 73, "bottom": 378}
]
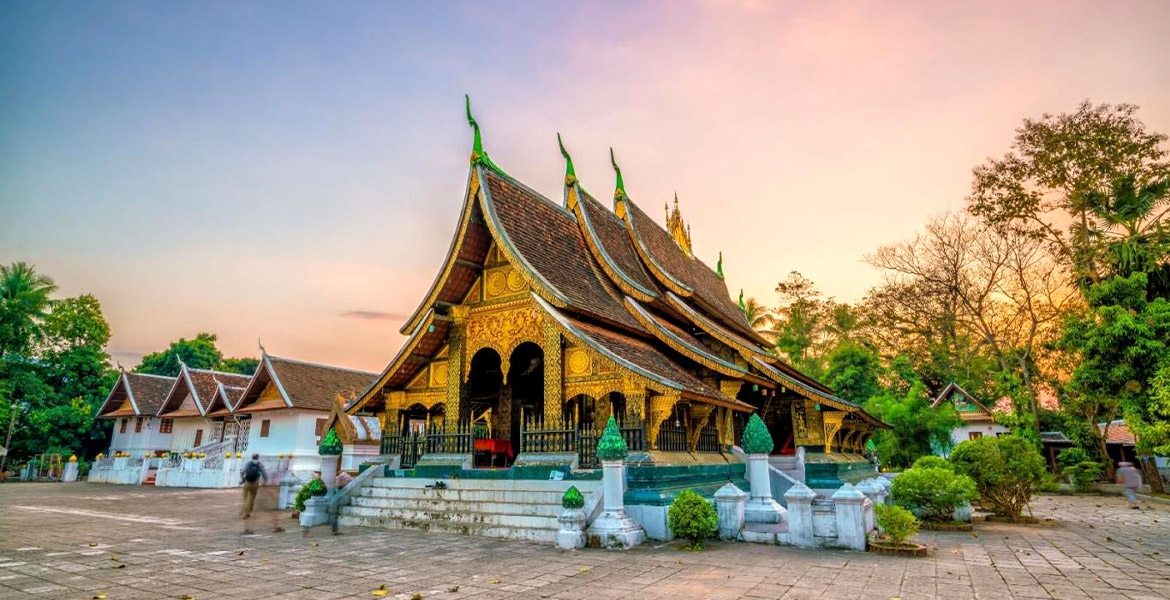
[
  {"left": 667, "top": 489, "right": 718, "bottom": 550},
  {"left": 562, "top": 485, "right": 585, "bottom": 510},
  {"left": 891, "top": 467, "right": 977, "bottom": 521},
  {"left": 874, "top": 504, "right": 919, "bottom": 546},
  {"left": 1056, "top": 447, "right": 1091, "bottom": 470},
  {"left": 949, "top": 435, "right": 1046, "bottom": 520},
  {"left": 911, "top": 455, "right": 952, "bottom": 471},
  {"left": 293, "top": 477, "right": 327, "bottom": 512},
  {"left": 1062, "top": 461, "right": 1102, "bottom": 492}
]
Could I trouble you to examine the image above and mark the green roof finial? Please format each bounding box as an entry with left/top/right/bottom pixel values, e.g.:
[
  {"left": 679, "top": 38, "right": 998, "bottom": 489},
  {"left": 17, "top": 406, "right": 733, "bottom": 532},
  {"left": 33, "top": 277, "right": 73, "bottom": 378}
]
[
  {"left": 717, "top": 252, "right": 724, "bottom": 279},
  {"left": 595, "top": 416, "right": 629, "bottom": 461},
  {"left": 738, "top": 289, "right": 746, "bottom": 312},
  {"left": 558, "top": 133, "right": 576, "bottom": 187},
  {"left": 464, "top": 95, "right": 506, "bottom": 175},
  {"left": 610, "top": 148, "right": 626, "bottom": 201},
  {"left": 465, "top": 94, "right": 483, "bottom": 163}
]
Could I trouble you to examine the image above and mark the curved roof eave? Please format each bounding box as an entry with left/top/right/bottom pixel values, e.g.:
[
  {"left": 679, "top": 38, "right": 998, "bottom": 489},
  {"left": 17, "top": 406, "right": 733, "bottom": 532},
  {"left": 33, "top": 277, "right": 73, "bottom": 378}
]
[
  {"left": 347, "top": 309, "right": 437, "bottom": 414},
  {"left": 619, "top": 197, "right": 694, "bottom": 297},
  {"left": 571, "top": 186, "right": 659, "bottom": 302},
  {"left": 623, "top": 297, "right": 746, "bottom": 378}
]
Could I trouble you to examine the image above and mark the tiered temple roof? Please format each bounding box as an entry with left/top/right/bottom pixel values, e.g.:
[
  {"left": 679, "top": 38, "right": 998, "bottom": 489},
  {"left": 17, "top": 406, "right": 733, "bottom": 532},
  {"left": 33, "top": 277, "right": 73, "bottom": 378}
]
[
  {"left": 350, "top": 100, "right": 886, "bottom": 429},
  {"left": 156, "top": 364, "right": 252, "bottom": 418},
  {"left": 234, "top": 351, "right": 376, "bottom": 413},
  {"left": 97, "top": 372, "right": 177, "bottom": 419}
]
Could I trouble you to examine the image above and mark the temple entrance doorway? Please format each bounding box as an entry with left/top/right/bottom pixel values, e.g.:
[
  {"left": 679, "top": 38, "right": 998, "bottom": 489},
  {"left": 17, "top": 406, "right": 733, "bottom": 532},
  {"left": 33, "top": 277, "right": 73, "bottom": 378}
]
[{"left": 506, "top": 342, "right": 544, "bottom": 460}]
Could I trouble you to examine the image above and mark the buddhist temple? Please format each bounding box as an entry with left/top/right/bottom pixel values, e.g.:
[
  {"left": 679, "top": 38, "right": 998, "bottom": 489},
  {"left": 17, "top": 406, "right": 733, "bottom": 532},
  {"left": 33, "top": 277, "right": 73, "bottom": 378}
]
[{"left": 347, "top": 98, "right": 887, "bottom": 493}]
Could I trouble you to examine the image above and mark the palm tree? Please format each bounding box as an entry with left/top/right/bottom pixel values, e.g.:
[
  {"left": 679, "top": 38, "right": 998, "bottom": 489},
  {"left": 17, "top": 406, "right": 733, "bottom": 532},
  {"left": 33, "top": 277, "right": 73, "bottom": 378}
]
[
  {"left": 1083, "top": 175, "right": 1170, "bottom": 295},
  {"left": 0, "top": 262, "right": 57, "bottom": 356},
  {"left": 741, "top": 296, "right": 776, "bottom": 341}
]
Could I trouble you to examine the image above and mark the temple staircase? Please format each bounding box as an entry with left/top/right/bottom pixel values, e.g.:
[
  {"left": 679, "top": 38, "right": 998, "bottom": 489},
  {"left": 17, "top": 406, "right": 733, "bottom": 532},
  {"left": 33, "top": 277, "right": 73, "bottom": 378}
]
[{"left": 337, "top": 477, "right": 600, "bottom": 543}]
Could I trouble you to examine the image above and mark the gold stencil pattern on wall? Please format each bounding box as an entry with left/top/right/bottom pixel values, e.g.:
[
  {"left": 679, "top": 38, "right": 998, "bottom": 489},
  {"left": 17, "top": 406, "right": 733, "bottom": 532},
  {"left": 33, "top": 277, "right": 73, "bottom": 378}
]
[
  {"left": 430, "top": 362, "right": 448, "bottom": 387},
  {"left": 566, "top": 348, "right": 591, "bottom": 376}
]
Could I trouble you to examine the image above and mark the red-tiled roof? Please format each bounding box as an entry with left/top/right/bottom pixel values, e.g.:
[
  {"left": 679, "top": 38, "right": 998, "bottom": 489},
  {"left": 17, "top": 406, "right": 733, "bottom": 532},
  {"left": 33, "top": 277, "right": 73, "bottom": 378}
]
[
  {"left": 98, "top": 372, "right": 177, "bottom": 418},
  {"left": 622, "top": 198, "right": 763, "bottom": 343},
  {"left": 263, "top": 354, "right": 376, "bottom": 412},
  {"left": 482, "top": 170, "right": 641, "bottom": 332},
  {"left": 577, "top": 191, "right": 661, "bottom": 298},
  {"left": 1100, "top": 420, "right": 1136, "bottom": 446}
]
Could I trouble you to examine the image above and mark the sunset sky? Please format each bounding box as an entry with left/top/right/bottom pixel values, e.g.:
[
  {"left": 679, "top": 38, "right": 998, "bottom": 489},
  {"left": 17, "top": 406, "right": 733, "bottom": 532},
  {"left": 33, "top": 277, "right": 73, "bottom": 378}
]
[{"left": 3, "top": 0, "right": 1169, "bottom": 372}]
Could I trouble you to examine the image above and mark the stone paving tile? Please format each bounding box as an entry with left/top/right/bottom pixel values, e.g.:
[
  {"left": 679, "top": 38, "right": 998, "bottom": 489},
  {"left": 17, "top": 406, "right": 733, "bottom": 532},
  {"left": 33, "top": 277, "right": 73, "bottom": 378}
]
[{"left": 2, "top": 483, "right": 1170, "bottom": 599}]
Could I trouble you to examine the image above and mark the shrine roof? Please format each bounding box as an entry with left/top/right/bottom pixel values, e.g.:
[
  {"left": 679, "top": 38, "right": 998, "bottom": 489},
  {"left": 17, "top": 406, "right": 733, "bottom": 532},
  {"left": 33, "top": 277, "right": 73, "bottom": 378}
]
[
  {"left": 157, "top": 366, "right": 249, "bottom": 417},
  {"left": 98, "top": 372, "right": 177, "bottom": 418},
  {"left": 575, "top": 189, "right": 660, "bottom": 300},
  {"left": 205, "top": 384, "right": 246, "bottom": 416},
  {"left": 749, "top": 356, "right": 887, "bottom": 428},
  {"left": 535, "top": 294, "right": 751, "bottom": 411},
  {"left": 624, "top": 297, "right": 747, "bottom": 378},
  {"left": 481, "top": 169, "right": 641, "bottom": 332},
  {"left": 348, "top": 311, "right": 450, "bottom": 413},
  {"left": 931, "top": 382, "right": 994, "bottom": 415},
  {"left": 237, "top": 353, "right": 376, "bottom": 413},
  {"left": 621, "top": 197, "right": 768, "bottom": 345}
]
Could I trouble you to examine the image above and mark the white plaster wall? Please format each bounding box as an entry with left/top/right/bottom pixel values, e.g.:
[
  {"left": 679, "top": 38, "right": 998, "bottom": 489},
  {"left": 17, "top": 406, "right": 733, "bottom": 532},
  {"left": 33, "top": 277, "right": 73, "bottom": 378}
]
[
  {"left": 108, "top": 420, "right": 132, "bottom": 453},
  {"left": 245, "top": 410, "right": 328, "bottom": 470},
  {"left": 169, "top": 417, "right": 212, "bottom": 452},
  {"left": 949, "top": 424, "right": 1010, "bottom": 449}
]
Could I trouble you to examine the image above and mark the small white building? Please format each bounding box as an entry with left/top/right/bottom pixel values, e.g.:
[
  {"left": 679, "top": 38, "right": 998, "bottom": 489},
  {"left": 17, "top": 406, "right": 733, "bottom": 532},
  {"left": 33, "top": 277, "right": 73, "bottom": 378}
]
[
  {"left": 155, "top": 362, "right": 253, "bottom": 454},
  {"left": 96, "top": 371, "right": 178, "bottom": 456},
  {"left": 933, "top": 382, "right": 1010, "bottom": 454},
  {"left": 232, "top": 350, "right": 376, "bottom": 474}
]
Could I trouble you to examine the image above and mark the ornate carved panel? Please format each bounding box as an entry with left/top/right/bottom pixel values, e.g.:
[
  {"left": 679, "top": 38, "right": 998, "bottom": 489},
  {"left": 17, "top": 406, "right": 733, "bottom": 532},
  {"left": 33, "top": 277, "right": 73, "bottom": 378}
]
[
  {"left": 687, "top": 404, "right": 715, "bottom": 452},
  {"left": 483, "top": 265, "right": 527, "bottom": 300},
  {"left": 822, "top": 411, "right": 845, "bottom": 454},
  {"left": 647, "top": 394, "right": 679, "bottom": 450},
  {"left": 429, "top": 362, "right": 449, "bottom": 388},
  {"left": 565, "top": 347, "right": 591, "bottom": 377},
  {"left": 464, "top": 301, "right": 544, "bottom": 361}
]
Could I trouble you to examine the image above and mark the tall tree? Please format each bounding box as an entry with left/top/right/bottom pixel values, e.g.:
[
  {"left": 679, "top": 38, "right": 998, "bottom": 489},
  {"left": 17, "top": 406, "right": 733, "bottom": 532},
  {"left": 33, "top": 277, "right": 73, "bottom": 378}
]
[
  {"left": 968, "top": 101, "right": 1170, "bottom": 289},
  {"left": 136, "top": 332, "right": 224, "bottom": 376},
  {"left": 0, "top": 262, "right": 57, "bottom": 357}
]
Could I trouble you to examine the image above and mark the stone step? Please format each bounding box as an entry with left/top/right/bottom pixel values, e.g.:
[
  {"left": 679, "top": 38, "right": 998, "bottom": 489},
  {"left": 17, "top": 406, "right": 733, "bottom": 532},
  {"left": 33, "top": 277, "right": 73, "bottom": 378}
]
[
  {"left": 336, "top": 513, "right": 558, "bottom": 543},
  {"left": 366, "top": 477, "right": 595, "bottom": 492},
  {"left": 356, "top": 486, "right": 568, "bottom": 505},
  {"left": 339, "top": 504, "right": 559, "bottom": 530},
  {"left": 349, "top": 495, "right": 562, "bottom": 517}
]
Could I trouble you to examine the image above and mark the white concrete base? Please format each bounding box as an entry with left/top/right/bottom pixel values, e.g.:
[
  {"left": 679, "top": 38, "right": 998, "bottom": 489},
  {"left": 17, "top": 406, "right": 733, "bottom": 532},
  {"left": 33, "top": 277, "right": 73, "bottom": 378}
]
[
  {"left": 555, "top": 508, "right": 587, "bottom": 550},
  {"left": 714, "top": 483, "right": 746, "bottom": 540},
  {"left": 587, "top": 511, "right": 646, "bottom": 549},
  {"left": 299, "top": 496, "right": 329, "bottom": 527},
  {"left": 625, "top": 504, "right": 671, "bottom": 540}
]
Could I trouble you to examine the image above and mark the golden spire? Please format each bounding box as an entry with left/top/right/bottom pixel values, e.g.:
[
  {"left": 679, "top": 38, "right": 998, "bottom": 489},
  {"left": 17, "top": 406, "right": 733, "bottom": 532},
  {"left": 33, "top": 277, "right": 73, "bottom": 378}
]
[{"left": 666, "top": 192, "right": 693, "bottom": 256}]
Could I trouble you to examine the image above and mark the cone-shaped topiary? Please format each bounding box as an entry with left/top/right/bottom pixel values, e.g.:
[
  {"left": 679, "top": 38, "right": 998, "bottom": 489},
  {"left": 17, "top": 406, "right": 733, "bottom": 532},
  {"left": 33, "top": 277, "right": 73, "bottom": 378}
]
[
  {"left": 595, "top": 416, "right": 629, "bottom": 461},
  {"left": 562, "top": 485, "right": 585, "bottom": 509},
  {"left": 740, "top": 413, "right": 773, "bottom": 455},
  {"left": 318, "top": 428, "right": 343, "bottom": 455}
]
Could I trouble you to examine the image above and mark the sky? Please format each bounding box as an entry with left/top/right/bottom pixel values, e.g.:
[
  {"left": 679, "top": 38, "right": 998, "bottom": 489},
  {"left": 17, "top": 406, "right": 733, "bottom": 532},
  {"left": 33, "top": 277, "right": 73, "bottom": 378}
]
[{"left": 2, "top": 0, "right": 1169, "bottom": 372}]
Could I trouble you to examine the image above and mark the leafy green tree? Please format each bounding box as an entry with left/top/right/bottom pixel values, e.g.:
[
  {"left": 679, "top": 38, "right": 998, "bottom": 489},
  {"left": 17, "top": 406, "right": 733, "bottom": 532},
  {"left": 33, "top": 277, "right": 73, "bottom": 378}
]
[
  {"left": 1083, "top": 175, "right": 1170, "bottom": 296},
  {"left": 825, "top": 344, "right": 881, "bottom": 405},
  {"left": 950, "top": 435, "right": 1047, "bottom": 520},
  {"left": 136, "top": 332, "right": 224, "bottom": 376},
  {"left": 220, "top": 356, "right": 259, "bottom": 376},
  {"left": 0, "top": 262, "right": 57, "bottom": 357},
  {"left": 968, "top": 101, "right": 1170, "bottom": 288},
  {"left": 863, "top": 382, "right": 962, "bottom": 469},
  {"left": 1057, "top": 273, "right": 1170, "bottom": 480}
]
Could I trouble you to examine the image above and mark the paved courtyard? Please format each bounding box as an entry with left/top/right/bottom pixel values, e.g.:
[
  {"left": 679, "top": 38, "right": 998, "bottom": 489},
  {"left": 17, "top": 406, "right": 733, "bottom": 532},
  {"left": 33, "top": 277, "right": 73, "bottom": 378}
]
[{"left": 0, "top": 483, "right": 1168, "bottom": 600}]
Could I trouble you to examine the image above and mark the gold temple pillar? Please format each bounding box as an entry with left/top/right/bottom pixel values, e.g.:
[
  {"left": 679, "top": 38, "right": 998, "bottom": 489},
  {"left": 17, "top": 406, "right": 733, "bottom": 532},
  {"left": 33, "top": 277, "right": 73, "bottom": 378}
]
[
  {"left": 446, "top": 306, "right": 469, "bottom": 423},
  {"left": 647, "top": 393, "right": 678, "bottom": 451},
  {"left": 716, "top": 380, "right": 742, "bottom": 447},
  {"left": 822, "top": 411, "right": 845, "bottom": 454},
  {"left": 542, "top": 323, "right": 563, "bottom": 426}
]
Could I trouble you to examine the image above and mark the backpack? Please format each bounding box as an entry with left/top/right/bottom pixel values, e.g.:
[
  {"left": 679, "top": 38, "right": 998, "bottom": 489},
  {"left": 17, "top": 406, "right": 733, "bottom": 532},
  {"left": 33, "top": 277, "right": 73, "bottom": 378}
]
[{"left": 243, "top": 461, "right": 262, "bottom": 483}]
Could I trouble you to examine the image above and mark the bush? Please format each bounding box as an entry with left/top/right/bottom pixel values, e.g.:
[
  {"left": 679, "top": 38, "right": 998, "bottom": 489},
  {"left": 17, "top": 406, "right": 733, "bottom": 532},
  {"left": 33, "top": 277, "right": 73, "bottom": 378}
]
[
  {"left": 911, "top": 455, "right": 953, "bottom": 471},
  {"left": 667, "top": 489, "right": 718, "bottom": 550},
  {"left": 1062, "top": 461, "right": 1102, "bottom": 492},
  {"left": 1056, "top": 447, "right": 1091, "bottom": 470},
  {"left": 293, "top": 477, "right": 327, "bottom": 512},
  {"left": 949, "top": 435, "right": 1046, "bottom": 520},
  {"left": 874, "top": 504, "right": 919, "bottom": 546},
  {"left": 891, "top": 467, "right": 977, "bottom": 521}
]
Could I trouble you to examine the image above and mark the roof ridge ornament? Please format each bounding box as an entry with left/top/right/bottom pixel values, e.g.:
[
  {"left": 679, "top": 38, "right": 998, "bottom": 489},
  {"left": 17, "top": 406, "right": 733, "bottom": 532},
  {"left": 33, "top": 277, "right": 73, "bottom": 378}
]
[
  {"left": 610, "top": 147, "right": 627, "bottom": 202},
  {"left": 666, "top": 192, "right": 694, "bottom": 256},
  {"left": 557, "top": 133, "right": 576, "bottom": 187},
  {"left": 738, "top": 289, "right": 746, "bottom": 312},
  {"left": 717, "top": 252, "right": 724, "bottom": 279},
  {"left": 464, "top": 94, "right": 505, "bottom": 175}
]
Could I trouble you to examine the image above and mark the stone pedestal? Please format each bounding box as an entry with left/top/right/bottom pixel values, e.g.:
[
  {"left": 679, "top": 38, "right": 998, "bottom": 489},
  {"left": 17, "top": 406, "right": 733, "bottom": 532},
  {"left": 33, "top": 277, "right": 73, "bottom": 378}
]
[
  {"left": 783, "top": 483, "right": 817, "bottom": 548},
  {"left": 587, "top": 460, "right": 645, "bottom": 549},
  {"left": 831, "top": 484, "right": 868, "bottom": 551},
  {"left": 278, "top": 471, "right": 302, "bottom": 509},
  {"left": 62, "top": 461, "right": 78, "bottom": 482},
  {"left": 555, "top": 508, "right": 586, "bottom": 550},
  {"left": 320, "top": 455, "right": 339, "bottom": 493},
  {"left": 744, "top": 453, "right": 785, "bottom": 524},
  {"left": 299, "top": 496, "right": 329, "bottom": 527},
  {"left": 714, "top": 483, "right": 746, "bottom": 540},
  {"left": 855, "top": 479, "right": 881, "bottom": 532}
]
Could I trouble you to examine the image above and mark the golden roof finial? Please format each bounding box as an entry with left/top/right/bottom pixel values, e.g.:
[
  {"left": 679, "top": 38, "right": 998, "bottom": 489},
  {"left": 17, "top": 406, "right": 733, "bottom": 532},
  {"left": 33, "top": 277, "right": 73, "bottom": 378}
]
[{"left": 666, "top": 192, "right": 693, "bottom": 256}]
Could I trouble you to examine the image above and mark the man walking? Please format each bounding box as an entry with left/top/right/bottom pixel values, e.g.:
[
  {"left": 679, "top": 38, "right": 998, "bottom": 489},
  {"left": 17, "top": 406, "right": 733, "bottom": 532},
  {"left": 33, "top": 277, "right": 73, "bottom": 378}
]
[
  {"left": 241, "top": 454, "right": 284, "bottom": 534},
  {"left": 1117, "top": 461, "right": 1143, "bottom": 508}
]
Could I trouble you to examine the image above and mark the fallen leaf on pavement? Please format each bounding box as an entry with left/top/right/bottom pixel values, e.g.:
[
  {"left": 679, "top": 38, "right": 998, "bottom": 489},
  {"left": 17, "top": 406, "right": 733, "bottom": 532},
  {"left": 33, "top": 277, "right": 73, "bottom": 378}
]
[{"left": 371, "top": 583, "right": 389, "bottom": 596}]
